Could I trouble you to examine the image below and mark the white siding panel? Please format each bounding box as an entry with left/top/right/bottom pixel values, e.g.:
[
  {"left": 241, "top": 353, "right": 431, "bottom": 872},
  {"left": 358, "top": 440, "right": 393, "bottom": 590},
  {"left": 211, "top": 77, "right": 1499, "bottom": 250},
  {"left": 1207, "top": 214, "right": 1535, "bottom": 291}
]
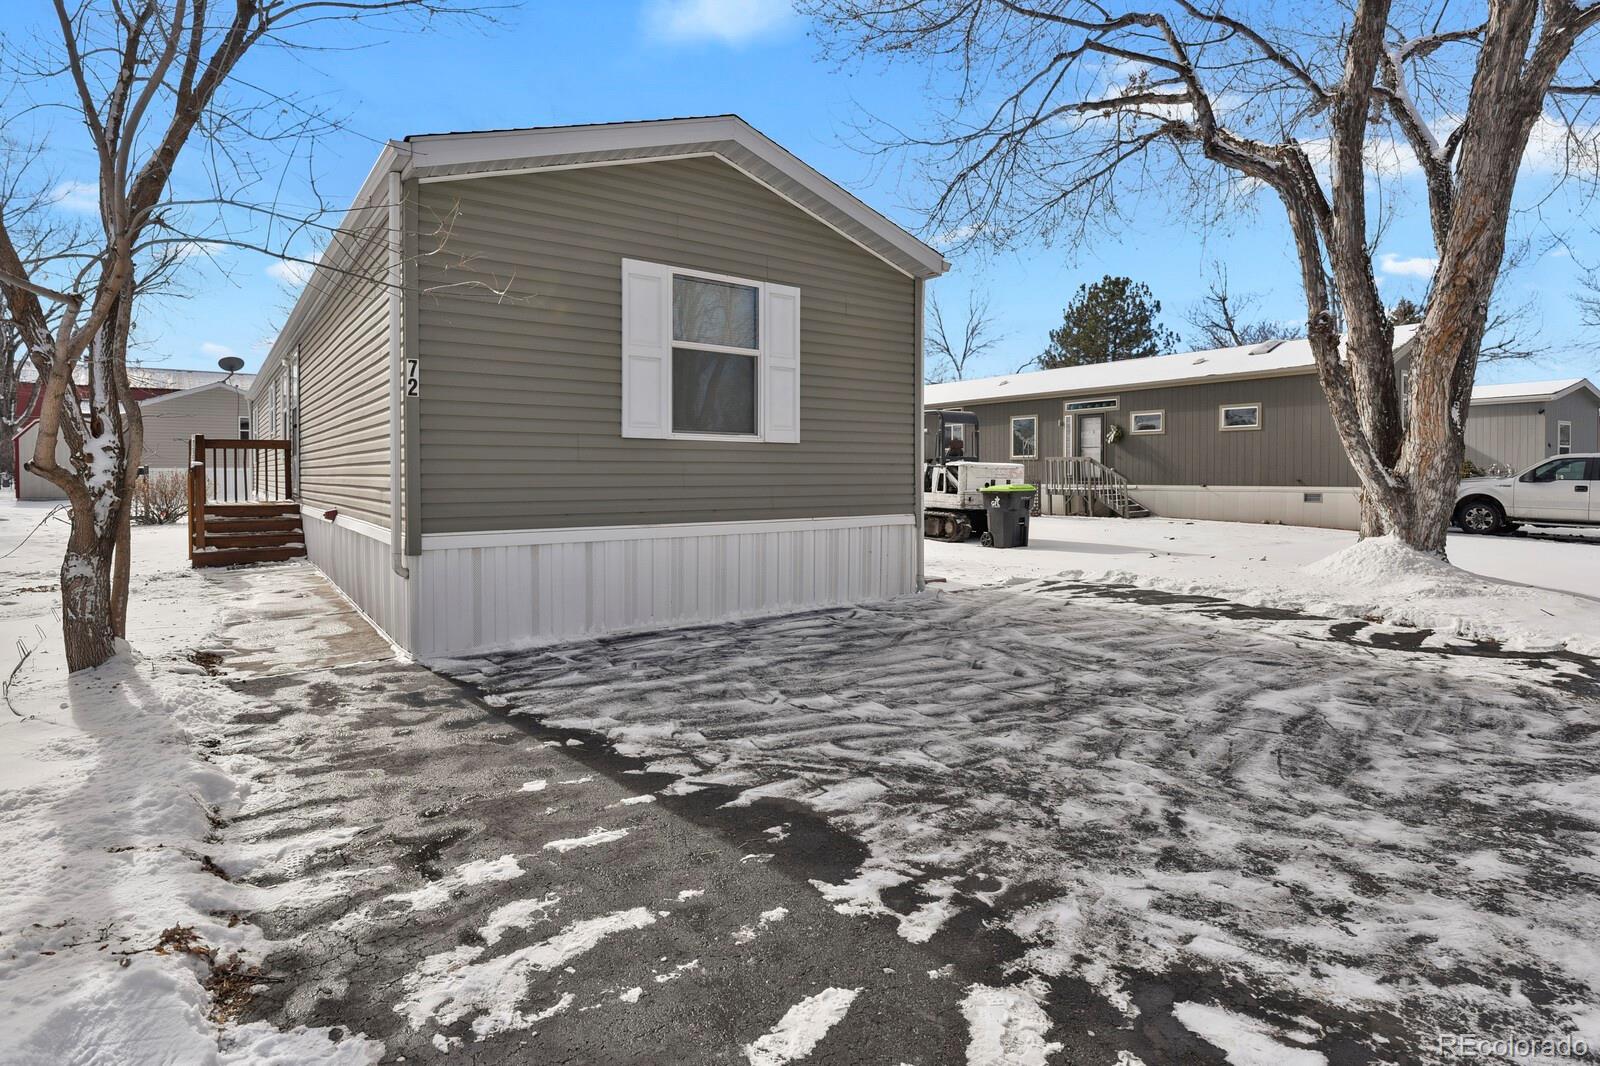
[
  {"left": 408, "top": 515, "right": 917, "bottom": 659},
  {"left": 1116, "top": 484, "right": 1362, "bottom": 531},
  {"left": 300, "top": 509, "right": 410, "bottom": 650}
]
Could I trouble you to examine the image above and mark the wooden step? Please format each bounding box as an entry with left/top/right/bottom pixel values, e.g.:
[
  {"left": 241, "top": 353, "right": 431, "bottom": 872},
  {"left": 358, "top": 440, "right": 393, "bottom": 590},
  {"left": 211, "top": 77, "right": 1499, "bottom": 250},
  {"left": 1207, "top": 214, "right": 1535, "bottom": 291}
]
[
  {"left": 200, "top": 530, "right": 306, "bottom": 550},
  {"left": 192, "top": 545, "right": 307, "bottom": 568},
  {"left": 205, "top": 501, "right": 299, "bottom": 518},
  {"left": 203, "top": 516, "right": 301, "bottom": 533}
]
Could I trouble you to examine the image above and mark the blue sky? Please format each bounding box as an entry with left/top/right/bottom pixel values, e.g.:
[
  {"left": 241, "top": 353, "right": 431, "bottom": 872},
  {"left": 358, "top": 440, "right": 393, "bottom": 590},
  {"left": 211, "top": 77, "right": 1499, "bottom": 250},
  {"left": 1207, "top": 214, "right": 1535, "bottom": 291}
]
[{"left": 31, "top": 0, "right": 1600, "bottom": 384}]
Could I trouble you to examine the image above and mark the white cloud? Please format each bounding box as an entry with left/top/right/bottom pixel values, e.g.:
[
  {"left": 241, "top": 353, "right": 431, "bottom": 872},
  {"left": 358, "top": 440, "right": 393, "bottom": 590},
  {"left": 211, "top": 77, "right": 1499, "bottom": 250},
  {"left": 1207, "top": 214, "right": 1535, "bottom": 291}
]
[
  {"left": 51, "top": 180, "right": 99, "bottom": 213},
  {"left": 644, "top": 0, "right": 795, "bottom": 45},
  {"left": 200, "top": 341, "right": 237, "bottom": 359},
  {"left": 266, "top": 258, "right": 316, "bottom": 286},
  {"left": 171, "top": 240, "right": 225, "bottom": 261},
  {"left": 1378, "top": 252, "right": 1437, "bottom": 279}
]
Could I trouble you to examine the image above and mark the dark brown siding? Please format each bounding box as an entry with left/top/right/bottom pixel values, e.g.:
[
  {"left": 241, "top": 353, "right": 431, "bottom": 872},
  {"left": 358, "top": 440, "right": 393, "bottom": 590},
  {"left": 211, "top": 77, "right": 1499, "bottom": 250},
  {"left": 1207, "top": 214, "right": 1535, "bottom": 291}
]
[{"left": 415, "top": 157, "right": 915, "bottom": 534}]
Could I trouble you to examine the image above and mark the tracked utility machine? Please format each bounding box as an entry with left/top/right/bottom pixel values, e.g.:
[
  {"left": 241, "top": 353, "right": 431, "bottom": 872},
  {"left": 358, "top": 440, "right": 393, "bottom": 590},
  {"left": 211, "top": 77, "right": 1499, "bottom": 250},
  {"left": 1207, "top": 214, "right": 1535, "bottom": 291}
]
[{"left": 922, "top": 410, "right": 1033, "bottom": 544}]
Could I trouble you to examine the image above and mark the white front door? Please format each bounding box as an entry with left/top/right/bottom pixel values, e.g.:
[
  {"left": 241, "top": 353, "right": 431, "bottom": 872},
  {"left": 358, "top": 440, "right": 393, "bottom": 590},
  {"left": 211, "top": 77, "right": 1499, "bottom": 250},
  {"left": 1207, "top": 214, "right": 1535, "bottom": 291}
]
[
  {"left": 1511, "top": 457, "right": 1592, "bottom": 522},
  {"left": 1078, "top": 414, "right": 1103, "bottom": 464}
]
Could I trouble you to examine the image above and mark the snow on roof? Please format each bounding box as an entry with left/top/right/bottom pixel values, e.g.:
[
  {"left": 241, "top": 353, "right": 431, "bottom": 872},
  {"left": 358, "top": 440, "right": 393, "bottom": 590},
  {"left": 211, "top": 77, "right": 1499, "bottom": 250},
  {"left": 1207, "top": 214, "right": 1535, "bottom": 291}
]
[
  {"left": 926, "top": 326, "right": 1420, "bottom": 407},
  {"left": 1469, "top": 377, "right": 1598, "bottom": 405},
  {"left": 19, "top": 363, "right": 255, "bottom": 391}
]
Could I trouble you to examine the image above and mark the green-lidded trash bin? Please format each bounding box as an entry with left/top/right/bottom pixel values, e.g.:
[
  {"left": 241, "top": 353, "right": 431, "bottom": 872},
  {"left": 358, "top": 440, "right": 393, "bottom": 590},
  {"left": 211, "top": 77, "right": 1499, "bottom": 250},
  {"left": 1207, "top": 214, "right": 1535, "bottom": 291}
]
[{"left": 980, "top": 484, "right": 1036, "bottom": 548}]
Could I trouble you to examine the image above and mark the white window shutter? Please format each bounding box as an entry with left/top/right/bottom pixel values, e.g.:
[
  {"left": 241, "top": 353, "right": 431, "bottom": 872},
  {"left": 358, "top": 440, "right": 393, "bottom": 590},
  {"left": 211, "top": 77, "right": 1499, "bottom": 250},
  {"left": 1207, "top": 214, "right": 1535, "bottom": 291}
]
[
  {"left": 763, "top": 283, "right": 801, "bottom": 443},
  {"left": 620, "top": 258, "right": 671, "bottom": 438}
]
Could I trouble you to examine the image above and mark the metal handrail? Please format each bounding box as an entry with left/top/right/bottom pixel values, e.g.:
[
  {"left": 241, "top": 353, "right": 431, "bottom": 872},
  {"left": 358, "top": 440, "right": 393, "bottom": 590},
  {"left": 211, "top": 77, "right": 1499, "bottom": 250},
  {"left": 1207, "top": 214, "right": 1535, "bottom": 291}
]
[{"left": 1039, "top": 456, "right": 1143, "bottom": 518}]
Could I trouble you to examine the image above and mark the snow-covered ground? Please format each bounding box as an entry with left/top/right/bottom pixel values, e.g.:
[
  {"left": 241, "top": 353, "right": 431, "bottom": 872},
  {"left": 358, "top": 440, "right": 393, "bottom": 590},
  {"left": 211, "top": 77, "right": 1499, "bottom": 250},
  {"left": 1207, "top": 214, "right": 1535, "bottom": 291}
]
[
  {"left": 6, "top": 496, "right": 1597, "bottom": 1065},
  {"left": 0, "top": 500, "right": 386, "bottom": 1064},
  {"left": 926, "top": 516, "right": 1600, "bottom": 656}
]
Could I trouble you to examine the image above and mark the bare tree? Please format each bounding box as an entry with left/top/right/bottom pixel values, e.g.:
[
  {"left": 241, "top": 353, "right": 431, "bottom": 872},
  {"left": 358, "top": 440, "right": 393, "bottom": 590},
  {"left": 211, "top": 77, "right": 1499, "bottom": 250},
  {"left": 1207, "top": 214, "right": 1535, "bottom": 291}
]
[
  {"left": 1580, "top": 272, "right": 1600, "bottom": 327},
  {"left": 926, "top": 290, "right": 1004, "bottom": 382},
  {"left": 1186, "top": 264, "right": 1298, "bottom": 349},
  {"left": 0, "top": 0, "right": 490, "bottom": 671},
  {"left": 803, "top": 0, "right": 1600, "bottom": 554}
]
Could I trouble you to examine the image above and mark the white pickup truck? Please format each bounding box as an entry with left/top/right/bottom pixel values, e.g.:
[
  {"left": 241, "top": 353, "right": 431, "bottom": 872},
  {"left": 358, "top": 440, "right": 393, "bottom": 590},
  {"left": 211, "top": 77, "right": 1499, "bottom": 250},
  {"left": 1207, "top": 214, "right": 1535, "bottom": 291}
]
[{"left": 1453, "top": 453, "right": 1599, "bottom": 533}]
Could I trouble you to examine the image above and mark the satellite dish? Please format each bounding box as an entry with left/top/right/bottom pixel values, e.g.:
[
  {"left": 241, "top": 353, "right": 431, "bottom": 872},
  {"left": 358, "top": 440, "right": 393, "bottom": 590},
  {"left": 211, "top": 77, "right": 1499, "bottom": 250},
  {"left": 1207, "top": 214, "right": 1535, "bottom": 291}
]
[{"left": 217, "top": 356, "right": 245, "bottom": 373}]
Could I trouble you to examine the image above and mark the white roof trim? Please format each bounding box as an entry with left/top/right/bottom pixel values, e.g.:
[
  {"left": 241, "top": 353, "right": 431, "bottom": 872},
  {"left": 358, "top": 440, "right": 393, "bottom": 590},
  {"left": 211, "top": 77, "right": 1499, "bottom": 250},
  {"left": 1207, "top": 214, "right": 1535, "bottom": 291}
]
[
  {"left": 1468, "top": 377, "right": 1600, "bottom": 405},
  {"left": 927, "top": 327, "right": 1421, "bottom": 407},
  {"left": 140, "top": 380, "right": 247, "bottom": 407},
  {"left": 398, "top": 116, "right": 947, "bottom": 278}
]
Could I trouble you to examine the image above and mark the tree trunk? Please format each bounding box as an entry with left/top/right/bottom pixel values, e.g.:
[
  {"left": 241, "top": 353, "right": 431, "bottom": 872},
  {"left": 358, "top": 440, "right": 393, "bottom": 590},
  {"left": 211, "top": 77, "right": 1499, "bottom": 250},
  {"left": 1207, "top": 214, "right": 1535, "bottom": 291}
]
[
  {"left": 111, "top": 504, "right": 132, "bottom": 638},
  {"left": 60, "top": 499, "right": 120, "bottom": 671}
]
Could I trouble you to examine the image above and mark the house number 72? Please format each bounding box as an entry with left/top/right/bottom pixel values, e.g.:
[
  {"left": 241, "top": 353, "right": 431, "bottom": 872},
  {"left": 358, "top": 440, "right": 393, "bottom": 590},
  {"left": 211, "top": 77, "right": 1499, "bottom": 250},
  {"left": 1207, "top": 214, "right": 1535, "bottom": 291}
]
[{"left": 404, "top": 359, "right": 420, "bottom": 397}]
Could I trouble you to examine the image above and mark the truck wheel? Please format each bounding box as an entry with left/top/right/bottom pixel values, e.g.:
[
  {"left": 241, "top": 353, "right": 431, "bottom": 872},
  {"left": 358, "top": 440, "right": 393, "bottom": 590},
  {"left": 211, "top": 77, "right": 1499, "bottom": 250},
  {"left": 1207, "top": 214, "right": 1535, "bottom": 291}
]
[
  {"left": 1455, "top": 498, "right": 1505, "bottom": 534},
  {"left": 980, "top": 531, "right": 994, "bottom": 547}
]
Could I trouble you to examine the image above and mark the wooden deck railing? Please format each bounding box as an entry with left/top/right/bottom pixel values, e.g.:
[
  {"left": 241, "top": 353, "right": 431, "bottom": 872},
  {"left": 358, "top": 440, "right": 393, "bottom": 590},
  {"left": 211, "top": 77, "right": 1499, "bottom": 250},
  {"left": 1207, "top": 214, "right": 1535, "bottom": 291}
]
[{"left": 187, "top": 435, "right": 293, "bottom": 558}]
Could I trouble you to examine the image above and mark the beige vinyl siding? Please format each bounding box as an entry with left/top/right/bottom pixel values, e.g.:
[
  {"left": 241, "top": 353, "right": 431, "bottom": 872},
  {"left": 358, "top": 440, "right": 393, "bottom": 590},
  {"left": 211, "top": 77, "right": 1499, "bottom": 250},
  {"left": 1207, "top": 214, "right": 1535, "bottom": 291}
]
[
  {"left": 939, "top": 371, "right": 1359, "bottom": 487},
  {"left": 1546, "top": 391, "right": 1600, "bottom": 457},
  {"left": 289, "top": 224, "right": 392, "bottom": 527},
  {"left": 138, "top": 387, "right": 248, "bottom": 469},
  {"left": 414, "top": 156, "right": 915, "bottom": 534},
  {"left": 1464, "top": 400, "right": 1548, "bottom": 472}
]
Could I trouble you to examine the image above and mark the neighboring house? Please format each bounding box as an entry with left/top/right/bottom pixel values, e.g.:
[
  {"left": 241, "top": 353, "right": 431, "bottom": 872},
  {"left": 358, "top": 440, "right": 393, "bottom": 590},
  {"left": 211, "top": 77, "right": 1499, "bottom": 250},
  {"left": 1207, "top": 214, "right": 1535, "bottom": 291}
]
[
  {"left": 247, "top": 115, "right": 946, "bottom": 659},
  {"left": 924, "top": 330, "right": 1596, "bottom": 530},
  {"left": 1464, "top": 378, "right": 1600, "bottom": 474},
  {"left": 12, "top": 380, "right": 250, "bottom": 500}
]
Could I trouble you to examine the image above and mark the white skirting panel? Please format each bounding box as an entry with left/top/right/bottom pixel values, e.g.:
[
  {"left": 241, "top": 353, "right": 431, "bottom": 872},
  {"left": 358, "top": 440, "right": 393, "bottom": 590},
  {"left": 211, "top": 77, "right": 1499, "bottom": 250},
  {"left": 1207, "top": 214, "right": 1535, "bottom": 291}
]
[
  {"left": 1127, "top": 484, "right": 1361, "bottom": 530},
  {"left": 299, "top": 509, "right": 411, "bottom": 650},
  {"left": 409, "top": 514, "right": 918, "bottom": 660}
]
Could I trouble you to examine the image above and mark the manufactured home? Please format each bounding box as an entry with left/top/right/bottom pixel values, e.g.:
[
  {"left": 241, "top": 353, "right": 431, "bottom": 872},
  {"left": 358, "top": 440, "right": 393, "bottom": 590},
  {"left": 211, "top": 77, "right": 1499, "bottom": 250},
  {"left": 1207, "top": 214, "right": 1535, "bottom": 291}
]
[
  {"left": 246, "top": 115, "right": 946, "bottom": 658},
  {"left": 925, "top": 333, "right": 1599, "bottom": 530},
  {"left": 12, "top": 380, "right": 250, "bottom": 501},
  {"left": 1464, "top": 378, "right": 1600, "bottom": 474}
]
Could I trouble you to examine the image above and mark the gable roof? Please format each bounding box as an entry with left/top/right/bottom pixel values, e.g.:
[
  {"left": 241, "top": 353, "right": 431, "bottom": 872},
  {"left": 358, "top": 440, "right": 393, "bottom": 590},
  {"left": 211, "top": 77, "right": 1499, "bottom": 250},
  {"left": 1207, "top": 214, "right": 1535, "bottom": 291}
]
[
  {"left": 403, "top": 116, "right": 948, "bottom": 279},
  {"left": 252, "top": 116, "right": 947, "bottom": 400},
  {"left": 1469, "top": 377, "right": 1600, "bottom": 405},
  {"left": 139, "top": 379, "right": 248, "bottom": 408},
  {"left": 925, "top": 327, "right": 1421, "bottom": 407},
  {"left": 11, "top": 380, "right": 247, "bottom": 442}
]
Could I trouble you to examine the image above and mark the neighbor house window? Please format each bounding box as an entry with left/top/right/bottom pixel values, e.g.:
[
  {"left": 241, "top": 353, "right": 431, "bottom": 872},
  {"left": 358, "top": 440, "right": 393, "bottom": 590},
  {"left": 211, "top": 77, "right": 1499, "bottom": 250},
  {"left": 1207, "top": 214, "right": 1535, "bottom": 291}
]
[
  {"left": 1558, "top": 420, "right": 1573, "bottom": 455},
  {"left": 1064, "top": 397, "right": 1118, "bottom": 412},
  {"left": 1130, "top": 410, "right": 1165, "bottom": 434},
  {"left": 238, "top": 416, "right": 251, "bottom": 439},
  {"left": 621, "top": 260, "right": 801, "bottom": 443},
  {"left": 1010, "top": 415, "right": 1038, "bottom": 459},
  {"left": 1219, "top": 403, "right": 1262, "bottom": 431}
]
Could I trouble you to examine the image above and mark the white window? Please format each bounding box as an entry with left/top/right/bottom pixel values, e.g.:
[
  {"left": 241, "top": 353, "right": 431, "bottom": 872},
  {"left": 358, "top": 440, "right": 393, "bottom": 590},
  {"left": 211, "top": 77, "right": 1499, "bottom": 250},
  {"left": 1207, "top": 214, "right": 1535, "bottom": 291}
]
[
  {"left": 1558, "top": 420, "right": 1573, "bottom": 454},
  {"left": 1064, "top": 396, "right": 1118, "bottom": 413},
  {"left": 238, "top": 416, "right": 251, "bottom": 440},
  {"left": 1130, "top": 410, "right": 1165, "bottom": 434},
  {"left": 1219, "top": 403, "right": 1262, "bottom": 431},
  {"left": 1010, "top": 415, "right": 1038, "bottom": 459},
  {"left": 620, "top": 259, "right": 800, "bottom": 442}
]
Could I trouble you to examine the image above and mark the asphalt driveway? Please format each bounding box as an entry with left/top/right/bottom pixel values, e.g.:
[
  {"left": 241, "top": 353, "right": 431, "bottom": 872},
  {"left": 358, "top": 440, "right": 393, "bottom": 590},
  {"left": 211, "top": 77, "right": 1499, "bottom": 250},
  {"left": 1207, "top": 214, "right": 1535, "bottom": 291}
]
[{"left": 221, "top": 573, "right": 1599, "bottom": 1065}]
